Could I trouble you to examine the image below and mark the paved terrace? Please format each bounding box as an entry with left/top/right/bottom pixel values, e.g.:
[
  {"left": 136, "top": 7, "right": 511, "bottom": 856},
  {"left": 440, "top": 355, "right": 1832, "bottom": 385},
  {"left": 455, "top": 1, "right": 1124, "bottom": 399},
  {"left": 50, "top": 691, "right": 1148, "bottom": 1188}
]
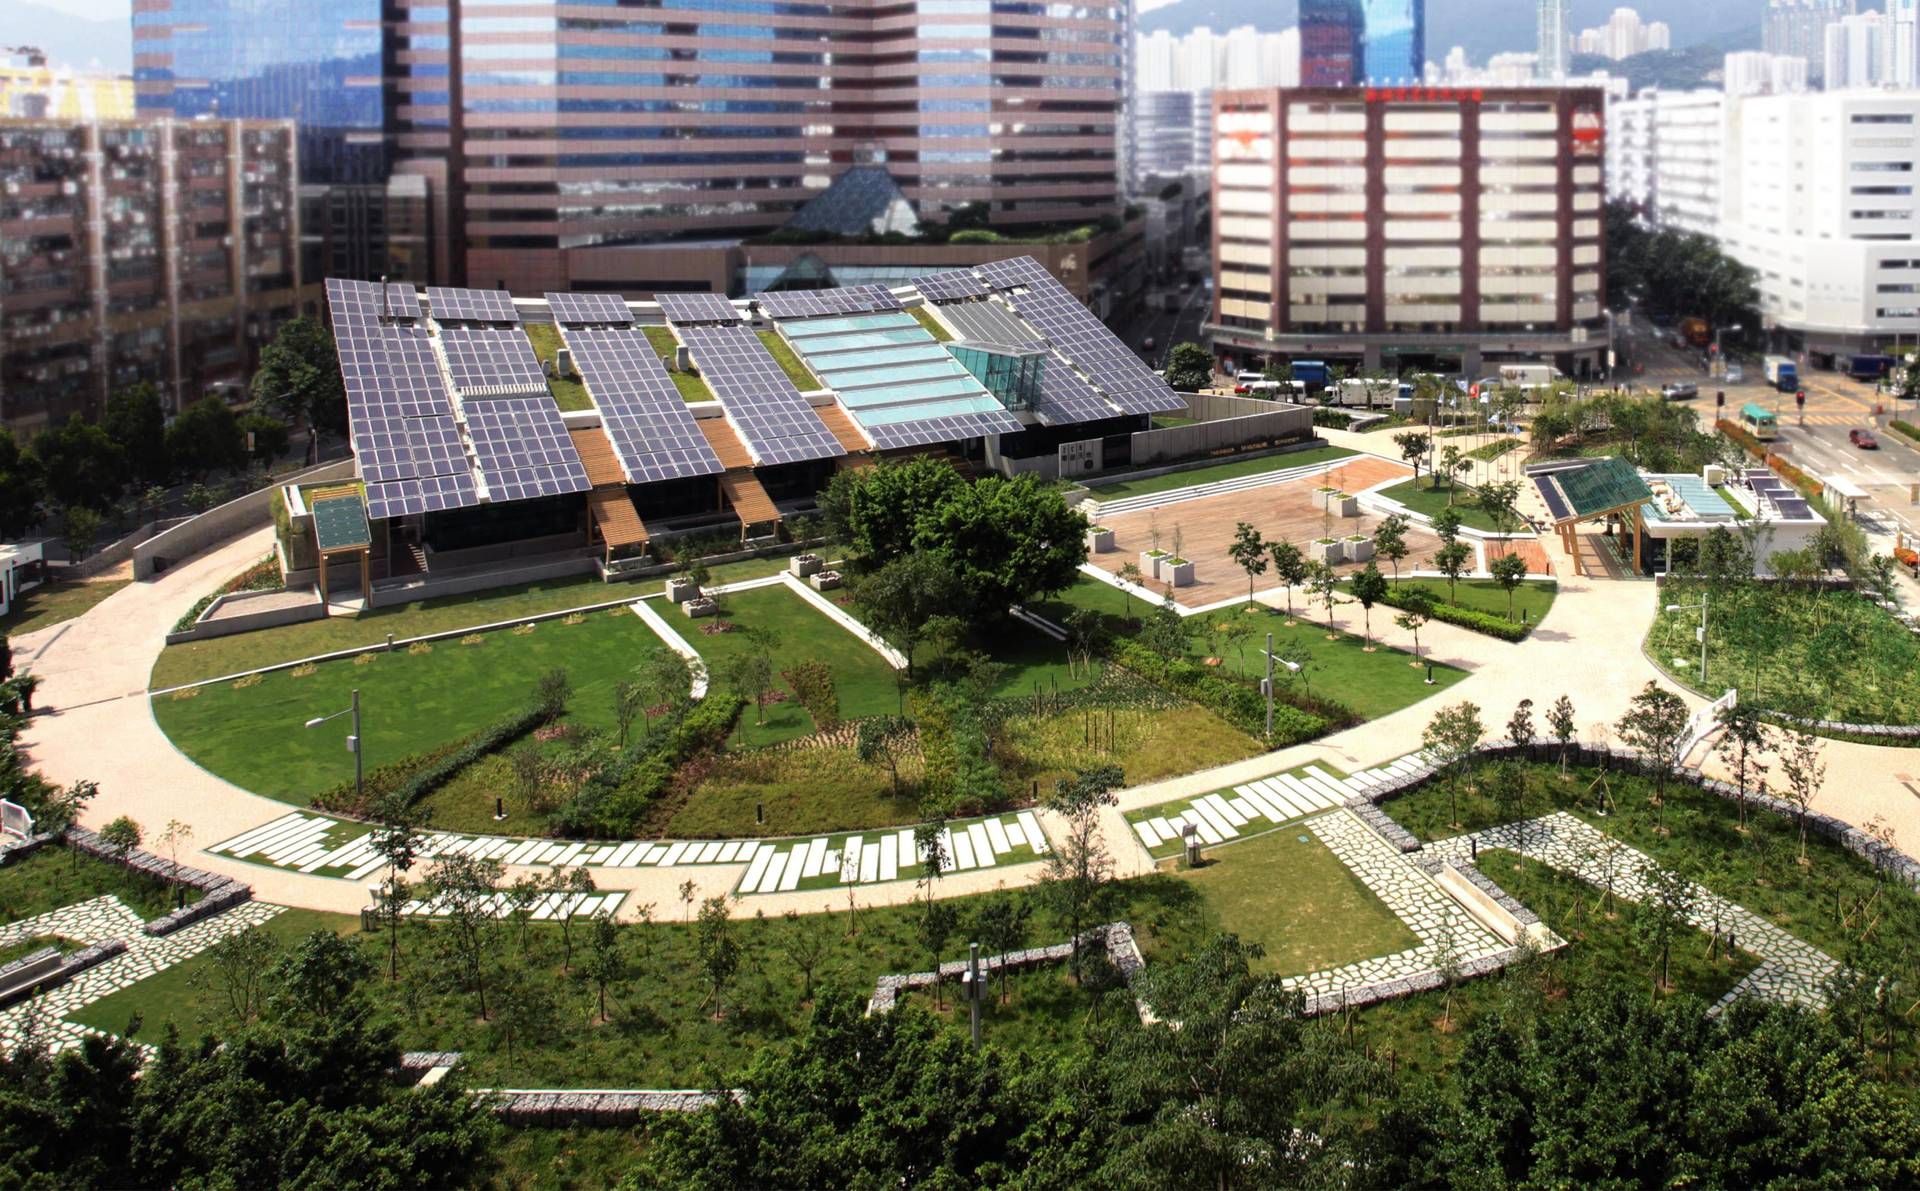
[{"left": 17, "top": 454, "right": 1920, "bottom": 920}]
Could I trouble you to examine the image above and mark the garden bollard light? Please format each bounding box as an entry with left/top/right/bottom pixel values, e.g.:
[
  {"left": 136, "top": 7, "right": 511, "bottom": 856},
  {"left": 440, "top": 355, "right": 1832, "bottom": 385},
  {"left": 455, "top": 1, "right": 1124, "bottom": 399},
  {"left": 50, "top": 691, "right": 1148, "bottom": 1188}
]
[
  {"left": 1425, "top": 663, "right": 1434, "bottom": 686},
  {"left": 494, "top": 797, "right": 505, "bottom": 821},
  {"left": 756, "top": 803, "right": 764, "bottom": 825}
]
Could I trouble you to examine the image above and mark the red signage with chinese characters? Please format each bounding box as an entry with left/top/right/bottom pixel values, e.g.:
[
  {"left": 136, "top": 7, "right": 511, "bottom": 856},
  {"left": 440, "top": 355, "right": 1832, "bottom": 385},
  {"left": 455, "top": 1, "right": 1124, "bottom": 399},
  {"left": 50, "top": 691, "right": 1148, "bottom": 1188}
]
[{"left": 1363, "top": 86, "right": 1485, "bottom": 103}]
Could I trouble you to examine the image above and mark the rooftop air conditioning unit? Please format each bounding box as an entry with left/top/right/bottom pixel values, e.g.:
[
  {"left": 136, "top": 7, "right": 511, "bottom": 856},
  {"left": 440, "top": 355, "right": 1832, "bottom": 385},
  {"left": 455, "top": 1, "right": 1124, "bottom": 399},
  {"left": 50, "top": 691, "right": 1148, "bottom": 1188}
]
[{"left": 554, "top": 346, "right": 574, "bottom": 378}]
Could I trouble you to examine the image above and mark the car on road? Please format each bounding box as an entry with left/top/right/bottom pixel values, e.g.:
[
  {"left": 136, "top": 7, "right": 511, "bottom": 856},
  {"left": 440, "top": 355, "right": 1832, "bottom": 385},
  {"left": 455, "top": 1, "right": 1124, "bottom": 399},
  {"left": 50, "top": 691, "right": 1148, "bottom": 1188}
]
[
  {"left": 1725, "top": 364, "right": 1743, "bottom": 383},
  {"left": 1850, "top": 428, "right": 1880, "bottom": 449},
  {"left": 1661, "top": 382, "right": 1699, "bottom": 400}
]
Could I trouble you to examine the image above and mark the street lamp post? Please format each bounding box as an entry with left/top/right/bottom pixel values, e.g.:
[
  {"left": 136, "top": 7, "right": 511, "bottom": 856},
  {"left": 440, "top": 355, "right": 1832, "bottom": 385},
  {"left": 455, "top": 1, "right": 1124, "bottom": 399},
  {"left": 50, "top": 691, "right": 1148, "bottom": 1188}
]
[
  {"left": 305, "top": 688, "right": 362, "bottom": 806},
  {"left": 1261, "top": 633, "right": 1301, "bottom": 738},
  {"left": 1664, "top": 594, "right": 1708, "bottom": 688}
]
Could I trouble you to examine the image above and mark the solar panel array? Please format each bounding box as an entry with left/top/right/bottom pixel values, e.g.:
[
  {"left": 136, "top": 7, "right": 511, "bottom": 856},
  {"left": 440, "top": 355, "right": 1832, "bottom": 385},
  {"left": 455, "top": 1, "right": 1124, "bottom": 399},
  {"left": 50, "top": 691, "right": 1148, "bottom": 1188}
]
[
  {"left": 544, "top": 291, "right": 633, "bottom": 327},
  {"left": 426, "top": 286, "right": 520, "bottom": 325},
  {"left": 328, "top": 277, "right": 482, "bottom": 520},
  {"left": 676, "top": 324, "right": 847, "bottom": 464},
  {"left": 438, "top": 326, "right": 550, "bottom": 397},
  {"left": 980, "top": 257, "right": 1184, "bottom": 416},
  {"left": 654, "top": 292, "right": 742, "bottom": 325},
  {"left": 914, "top": 269, "right": 990, "bottom": 303},
  {"left": 465, "top": 396, "right": 592, "bottom": 502},
  {"left": 864, "top": 409, "right": 1025, "bottom": 451},
  {"left": 753, "top": 284, "right": 903, "bottom": 321},
  {"left": 564, "top": 327, "right": 725, "bottom": 482}
]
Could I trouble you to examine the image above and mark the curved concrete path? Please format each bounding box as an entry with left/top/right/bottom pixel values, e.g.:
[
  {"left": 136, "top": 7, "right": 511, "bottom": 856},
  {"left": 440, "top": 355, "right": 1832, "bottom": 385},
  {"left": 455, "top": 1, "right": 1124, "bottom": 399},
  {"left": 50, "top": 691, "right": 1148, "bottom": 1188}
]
[{"left": 17, "top": 496, "right": 1920, "bottom": 921}]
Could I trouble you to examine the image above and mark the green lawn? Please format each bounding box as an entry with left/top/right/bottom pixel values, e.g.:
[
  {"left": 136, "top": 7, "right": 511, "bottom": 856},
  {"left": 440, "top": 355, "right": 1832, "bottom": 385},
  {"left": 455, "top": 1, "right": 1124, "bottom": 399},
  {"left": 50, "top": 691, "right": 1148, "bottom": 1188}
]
[
  {"left": 909, "top": 306, "right": 952, "bottom": 342},
  {"left": 1382, "top": 762, "right": 1920, "bottom": 971},
  {"left": 1375, "top": 476, "right": 1505, "bottom": 531},
  {"left": 153, "top": 610, "right": 670, "bottom": 804},
  {"left": 71, "top": 876, "right": 1211, "bottom": 1088},
  {"left": 523, "top": 323, "right": 593, "bottom": 412},
  {"left": 1085, "top": 445, "right": 1357, "bottom": 502},
  {"left": 0, "top": 577, "right": 131, "bottom": 636},
  {"left": 1151, "top": 415, "right": 1196, "bottom": 429},
  {"left": 641, "top": 326, "right": 715, "bottom": 403},
  {"left": 1381, "top": 577, "right": 1556, "bottom": 624},
  {"left": 1172, "top": 826, "right": 1420, "bottom": 977},
  {"left": 150, "top": 555, "right": 798, "bottom": 689},
  {"left": 1646, "top": 577, "right": 1920, "bottom": 726},
  {"left": 0, "top": 845, "right": 191, "bottom": 924},
  {"left": 695, "top": 584, "right": 903, "bottom": 748},
  {"left": 757, "top": 330, "right": 822, "bottom": 390}
]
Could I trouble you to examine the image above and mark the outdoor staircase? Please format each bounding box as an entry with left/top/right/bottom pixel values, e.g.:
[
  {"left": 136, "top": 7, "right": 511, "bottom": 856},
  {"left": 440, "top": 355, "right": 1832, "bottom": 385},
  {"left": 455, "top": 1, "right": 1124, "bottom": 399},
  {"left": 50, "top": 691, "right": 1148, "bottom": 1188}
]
[{"left": 391, "top": 541, "right": 429, "bottom": 578}]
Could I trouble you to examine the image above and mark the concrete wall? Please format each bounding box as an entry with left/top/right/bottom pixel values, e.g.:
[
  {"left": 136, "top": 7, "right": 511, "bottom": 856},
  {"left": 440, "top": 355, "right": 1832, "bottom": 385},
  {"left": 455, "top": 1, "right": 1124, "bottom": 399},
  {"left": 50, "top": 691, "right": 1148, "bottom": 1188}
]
[
  {"left": 164, "top": 587, "right": 326, "bottom": 645},
  {"left": 1129, "top": 402, "right": 1313, "bottom": 466},
  {"left": 69, "top": 517, "right": 189, "bottom": 579},
  {"left": 134, "top": 460, "right": 353, "bottom": 580},
  {"left": 370, "top": 553, "right": 596, "bottom": 608}
]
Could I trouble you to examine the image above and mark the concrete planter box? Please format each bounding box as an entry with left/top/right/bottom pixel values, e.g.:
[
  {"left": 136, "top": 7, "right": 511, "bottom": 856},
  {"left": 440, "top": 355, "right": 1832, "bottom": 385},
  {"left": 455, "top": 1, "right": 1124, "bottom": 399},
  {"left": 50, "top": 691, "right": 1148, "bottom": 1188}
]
[
  {"left": 1331, "top": 493, "right": 1359, "bottom": 518},
  {"left": 1163, "top": 557, "right": 1195, "bottom": 587},
  {"left": 666, "top": 577, "right": 700, "bottom": 603},
  {"left": 1086, "top": 526, "right": 1115, "bottom": 554},
  {"left": 1311, "top": 539, "right": 1344, "bottom": 564},
  {"left": 789, "top": 553, "right": 824, "bottom": 577},
  {"left": 682, "top": 596, "right": 719, "bottom": 619},
  {"left": 1343, "top": 536, "right": 1374, "bottom": 562},
  {"left": 1142, "top": 550, "right": 1169, "bottom": 580},
  {"left": 810, "top": 570, "right": 843, "bottom": 592}
]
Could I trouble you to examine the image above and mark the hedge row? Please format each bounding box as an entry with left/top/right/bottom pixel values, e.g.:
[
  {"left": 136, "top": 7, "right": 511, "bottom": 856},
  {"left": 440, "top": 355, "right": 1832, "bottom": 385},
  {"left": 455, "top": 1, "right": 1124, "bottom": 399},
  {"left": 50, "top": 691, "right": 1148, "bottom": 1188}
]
[
  {"left": 1716, "top": 418, "right": 1824, "bottom": 499},
  {"left": 1112, "top": 640, "right": 1327, "bottom": 744},
  {"left": 311, "top": 704, "right": 547, "bottom": 816},
  {"left": 551, "top": 694, "right": 745, "bottom": 838},
  {"left": 1891, "top": 419, "right": 1920, "bottom": 446},
  {"left": 1375, "top": 588, "right": 1529, "bottom": 642}
]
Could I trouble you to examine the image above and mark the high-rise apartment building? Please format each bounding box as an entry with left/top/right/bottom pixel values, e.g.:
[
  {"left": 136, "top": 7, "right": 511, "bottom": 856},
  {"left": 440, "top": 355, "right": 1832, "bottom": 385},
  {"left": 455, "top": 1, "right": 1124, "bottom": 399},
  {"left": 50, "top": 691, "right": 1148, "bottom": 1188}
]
[
  {"left": 134, "top": 0, "right": 1131, "bottom": 299},
  {"left": 0, "top": 59, "right": 133, "bottom": 121},
  {"left": 1301, "top": 0, "right": 1367, "bottom": 87},
  {"left": 1363, "top": 0, "right": 1424, "bottom": 84},
  {"left": 1765, "top": 0, "right": 1857, "bottom": 84},
  {"left": 1537, "top": 0, "right": 1570, "bottom": 79},
  {"left": 1826, "top": 10, "right": 1891, "bottom": 88},
  {"left": 1607, "top": 88, "right": 1920, "bottom": 358},
  {"left": 1573, "top": 8, "right": 1670, "bottom": 60},
  {"left": 1724, "top": 51, "right": 1811, "bottom": 96},
  {"left": 1207, "top": 85, "right": 1609, "bottom": 378},
  {"left": 0, "top": 117, "right": 306, "bottom": 432},
  {"left": 1132, "top": 25, "right": 1299, "bottom": 187},
  {"left": 1892, "top": 0, "right": 1920, "bottom": 85}
]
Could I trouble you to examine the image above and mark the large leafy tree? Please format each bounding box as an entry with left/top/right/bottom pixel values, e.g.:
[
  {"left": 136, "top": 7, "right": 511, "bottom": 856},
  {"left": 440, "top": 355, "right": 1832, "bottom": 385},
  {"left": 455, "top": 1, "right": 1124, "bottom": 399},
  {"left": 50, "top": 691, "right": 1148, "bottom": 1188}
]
[
  {"left": 914, "top": 472, "right": 1088, "bottom": 618},
  {"left": 852, "top": 552, "right": 959, "bottom": 678},
  {"left": 31, "top": 418, "right": 126, "bottom": 510},
  {"left": 838, "top": 456, "right": 965, "bottom": 562},
  {"left": 1607, "top": 199, "right": 1760, "bottom": 339},
  {"left": 1164, "top": 341, "right": 1213, "bottom": 391},
  {"left": 252, "top": 315, "right": 347, "bottom": 444},
  {"left": 165, "top": 396, "right": 247, "bottom": 481},
  {"left": 0, "top": 432, "right": 43, "bottom": 536},
  {"left": 100, "top": 382, "right": 171, "bottom": 485}
]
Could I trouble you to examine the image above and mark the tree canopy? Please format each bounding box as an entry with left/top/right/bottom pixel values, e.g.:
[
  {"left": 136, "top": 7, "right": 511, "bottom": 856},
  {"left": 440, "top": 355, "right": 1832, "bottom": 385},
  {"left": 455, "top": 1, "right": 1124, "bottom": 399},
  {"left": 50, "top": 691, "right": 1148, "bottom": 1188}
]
[
  {"left": 31, "top": 418, "right": 127, "bottom": 510},
  {"left": 253, "top": 315, "right": 348, "bottom": 436},
  {"left": 914, "top": 473, "right": 1088, "bottom": 619}
]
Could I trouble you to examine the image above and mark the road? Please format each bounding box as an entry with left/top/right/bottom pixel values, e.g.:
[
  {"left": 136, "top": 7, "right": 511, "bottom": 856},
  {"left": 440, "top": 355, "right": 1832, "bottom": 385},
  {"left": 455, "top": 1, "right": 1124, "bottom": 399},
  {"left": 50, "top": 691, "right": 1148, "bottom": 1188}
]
[{"left": 1118, "top": 280, "right": 1209, "bottom": 369}]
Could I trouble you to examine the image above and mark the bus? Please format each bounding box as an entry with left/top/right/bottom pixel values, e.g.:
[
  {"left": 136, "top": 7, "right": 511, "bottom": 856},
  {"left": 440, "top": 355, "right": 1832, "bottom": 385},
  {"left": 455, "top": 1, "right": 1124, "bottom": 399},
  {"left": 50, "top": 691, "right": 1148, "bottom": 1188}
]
[{"left": 1740, "top": 402, "right": 1779, "bottom": 442}]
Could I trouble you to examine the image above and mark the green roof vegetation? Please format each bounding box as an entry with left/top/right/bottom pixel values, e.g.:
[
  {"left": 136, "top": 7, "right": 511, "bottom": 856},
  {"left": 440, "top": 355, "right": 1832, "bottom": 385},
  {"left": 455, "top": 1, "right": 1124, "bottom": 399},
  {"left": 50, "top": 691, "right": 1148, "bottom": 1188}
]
[
  {"left": 910, "top": 306, "right": 953, "bottom": 342},
  {"left": 522, "top": 322, "right": 594, "bottom": 412},
  {"left": 642, "top": 326, "right": 715, "bottom": 403},
  {"left": 756, "top": 329, "right": 823, "bottom": 390}
]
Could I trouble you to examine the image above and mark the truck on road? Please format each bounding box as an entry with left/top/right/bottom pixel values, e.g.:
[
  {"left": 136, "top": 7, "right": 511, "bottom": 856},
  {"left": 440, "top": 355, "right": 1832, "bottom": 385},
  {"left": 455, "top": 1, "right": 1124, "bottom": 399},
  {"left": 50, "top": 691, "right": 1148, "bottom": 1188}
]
[
  {"left": 1843, "top": 354, "right": 1894, "bottom": 381},
  {"left": 1763, "top": 355, "right": 1799, "bottom": 391},
  {"left": 1492, "top": 362, "right": 1561, "bottom": 387}
]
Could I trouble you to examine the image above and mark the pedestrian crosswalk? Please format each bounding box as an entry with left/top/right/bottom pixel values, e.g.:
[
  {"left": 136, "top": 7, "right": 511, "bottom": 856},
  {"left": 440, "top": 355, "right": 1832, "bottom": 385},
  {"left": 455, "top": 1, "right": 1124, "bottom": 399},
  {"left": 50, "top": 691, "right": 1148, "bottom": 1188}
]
[{"left": 1128, "top": 751, "right": 1439, "bottom": 857}]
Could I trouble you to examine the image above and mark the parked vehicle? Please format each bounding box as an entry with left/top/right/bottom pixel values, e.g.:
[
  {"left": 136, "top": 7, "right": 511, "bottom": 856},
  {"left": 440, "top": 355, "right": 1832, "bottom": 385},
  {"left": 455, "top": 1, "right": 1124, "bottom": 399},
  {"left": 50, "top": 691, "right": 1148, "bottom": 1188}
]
[
  {"left": 1290, "top": 359, "right": 1330, "bottom": 388},
  {"left": 1844, "top": 354, "right": 1894, "bottom": 381},
  {"left": 1494, "top": 362, "right": 1561, "bottom": 387},
  {"left": 1661, "top": 382, "right": 1699, "bottom": 401},
  {"left": 1850, "top": 428, "right": 1880, "bottom": 449},
  {"left": 1725, "top": 364, "right": 1744, "bottom": 383},
  {"left": 1233, "top": 370, "right": 1263, "bottom": 393},
  {"left": 1763, "top": 355, "right": 1799, "bottom": 392}
]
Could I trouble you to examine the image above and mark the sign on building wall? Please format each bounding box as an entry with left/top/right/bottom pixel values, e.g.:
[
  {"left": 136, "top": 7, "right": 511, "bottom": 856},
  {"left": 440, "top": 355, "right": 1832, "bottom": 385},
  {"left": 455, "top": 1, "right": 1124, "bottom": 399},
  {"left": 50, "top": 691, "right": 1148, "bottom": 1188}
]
[
  {"left": 1572, "top": 107, "right": 1604, "bottom": 157},
  {"left": 1058, "top": 439, "right": 1102, "bottom": 476}
]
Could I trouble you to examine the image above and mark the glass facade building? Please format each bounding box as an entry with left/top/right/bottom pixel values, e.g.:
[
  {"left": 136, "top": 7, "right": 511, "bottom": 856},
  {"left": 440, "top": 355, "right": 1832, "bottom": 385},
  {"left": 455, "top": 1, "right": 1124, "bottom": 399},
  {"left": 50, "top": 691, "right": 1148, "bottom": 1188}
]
[
  {"left": 1299, "top": 0, "right": 1365, "bottom": 87},
  {"left": 1363, "top": 0, "right": 1424, "bottom": 84},
  {"left": 132, "top": 0, "right": 385, "bottom": 185}
]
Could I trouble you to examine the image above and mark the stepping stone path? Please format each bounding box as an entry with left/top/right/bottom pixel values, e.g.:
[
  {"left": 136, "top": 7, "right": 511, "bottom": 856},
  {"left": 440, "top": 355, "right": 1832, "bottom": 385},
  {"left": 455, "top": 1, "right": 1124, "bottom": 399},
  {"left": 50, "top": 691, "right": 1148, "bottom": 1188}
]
[
  {"left": 0, "top": 895, "right": 283, "bottom": 1053},
  {"left": 1131, "top": 753, "right": 1439, "bottom": 858},
  {"left": 402, "top": 890, "right": 625, "bottom": 921},
  {"left": 1427, "top": 811, "right": 1841, "bottom": 1011},
  {"left": 1280, "top": 809, "right": 1513, "bottom": 999},
  {"left": 210, "top": 808, "right": 1052, "bottom": 898}
]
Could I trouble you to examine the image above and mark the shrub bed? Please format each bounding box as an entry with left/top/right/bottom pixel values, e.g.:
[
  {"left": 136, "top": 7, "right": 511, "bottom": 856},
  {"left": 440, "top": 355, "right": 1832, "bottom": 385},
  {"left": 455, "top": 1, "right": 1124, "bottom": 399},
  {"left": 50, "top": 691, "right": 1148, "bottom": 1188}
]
[
  {"left": 312, "top": 704, "right": 547, "bottom": 815},
  {"left": 1375, "top": 588, "right": 1530, "bottom": 641},
  {"left": 551, "top": 694, "right": 745, "bottom": 837},
  {"left": 1112, "top": 639, "right": 1330, "bottom": 744},
  {"left": 1890, "top": 419, "right": 1920, "bottom": 446}
]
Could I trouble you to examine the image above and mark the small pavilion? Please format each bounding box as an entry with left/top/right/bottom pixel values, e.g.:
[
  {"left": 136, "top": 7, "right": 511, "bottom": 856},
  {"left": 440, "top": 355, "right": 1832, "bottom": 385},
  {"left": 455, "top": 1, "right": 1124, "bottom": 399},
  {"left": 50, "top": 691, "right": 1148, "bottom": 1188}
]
[
  {"left": 309, "top": 485, "right": 373, "bottom": 603},
  {"left": 1526, "top": 456, "right": 1655, "bottom": 577}
]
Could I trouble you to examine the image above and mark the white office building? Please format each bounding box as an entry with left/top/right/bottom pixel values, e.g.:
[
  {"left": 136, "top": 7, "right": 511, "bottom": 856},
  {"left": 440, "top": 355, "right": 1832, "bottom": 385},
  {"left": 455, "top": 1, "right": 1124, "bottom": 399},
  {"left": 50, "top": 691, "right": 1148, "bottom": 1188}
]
[
  {"left": 1723, "top": 51, "right": 1811, "bottom": 96},
  {"left": 1825, "top": 10, "right": 1892, "bottom": 88},
  {"left": 1892, "top": 0, "right": 1920, "bottom": 85},
  {"left": 1611, "top": 88, "right": 1920, "bottom": 358},
  {"left": 1538, "top": 0, "right": 1570, "bottom": 79}
]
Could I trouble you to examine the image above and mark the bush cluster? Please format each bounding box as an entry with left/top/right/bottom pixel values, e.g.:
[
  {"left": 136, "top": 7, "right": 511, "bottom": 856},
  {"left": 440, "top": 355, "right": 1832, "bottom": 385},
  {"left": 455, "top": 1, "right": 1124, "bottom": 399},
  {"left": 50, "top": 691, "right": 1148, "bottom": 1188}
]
[
  {"left": 550, "top": 694, "right": 745, "bottom": 837},
  {"left": 1111, "top": 640, "right": 1328, "bottom": 744},
  {"left": 1374, "top": 588, "right": 1530, "bottom": 642}
]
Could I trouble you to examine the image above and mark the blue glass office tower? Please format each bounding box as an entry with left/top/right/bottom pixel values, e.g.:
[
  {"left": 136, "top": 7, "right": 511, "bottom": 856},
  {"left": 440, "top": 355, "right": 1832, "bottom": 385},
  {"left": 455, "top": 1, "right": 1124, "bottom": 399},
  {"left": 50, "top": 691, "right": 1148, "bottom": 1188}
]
[
  {"left": 132, "top": 0, "right": 385, "bottom": 185},
  {"left": 1364, "top": 0, "right": 1424, "bottom": 84}
]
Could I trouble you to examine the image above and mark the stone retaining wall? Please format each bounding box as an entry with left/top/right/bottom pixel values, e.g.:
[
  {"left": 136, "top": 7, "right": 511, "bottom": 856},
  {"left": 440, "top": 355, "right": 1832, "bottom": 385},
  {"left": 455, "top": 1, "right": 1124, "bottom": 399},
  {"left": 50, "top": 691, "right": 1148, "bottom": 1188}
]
[
  {"left": 0, "top": 938, "right": 127, "bottom": 1011},
  {"left": 868, "top": 921, "right": 1145, "bottom": 1015},
  {"left": 62, "top": 826, "right": 255, "bottom": 935},
  {"left": 1300, "top": 943, "right": 1532, "bottom": 1018},
  {"left": 0, "top": 831, "right": 57, "bottom": 867},
  {"left": 487, "top": 1089, "right": 732, "bottom": 1125}
]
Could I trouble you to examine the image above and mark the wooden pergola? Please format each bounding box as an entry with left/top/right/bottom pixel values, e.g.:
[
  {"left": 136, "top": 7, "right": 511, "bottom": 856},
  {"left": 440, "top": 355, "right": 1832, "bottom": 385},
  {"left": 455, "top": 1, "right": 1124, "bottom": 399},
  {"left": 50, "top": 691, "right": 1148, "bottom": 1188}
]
[
  {"left": 309, "top": 485, "right": 373, "bottom": 603},
  {"left": 1527, "top": 457, "right": 1656, "bottom": 578}
]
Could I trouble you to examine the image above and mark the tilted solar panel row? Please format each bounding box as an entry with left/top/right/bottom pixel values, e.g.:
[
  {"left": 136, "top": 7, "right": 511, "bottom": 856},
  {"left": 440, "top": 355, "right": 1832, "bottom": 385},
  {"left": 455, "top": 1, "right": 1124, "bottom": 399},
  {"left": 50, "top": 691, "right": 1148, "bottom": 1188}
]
[
  {"left": 562, "top": 327, "right": 726, "bottom": 483},
  {"left": 676, "top": 324, "right": 846, "bottom": 465}
]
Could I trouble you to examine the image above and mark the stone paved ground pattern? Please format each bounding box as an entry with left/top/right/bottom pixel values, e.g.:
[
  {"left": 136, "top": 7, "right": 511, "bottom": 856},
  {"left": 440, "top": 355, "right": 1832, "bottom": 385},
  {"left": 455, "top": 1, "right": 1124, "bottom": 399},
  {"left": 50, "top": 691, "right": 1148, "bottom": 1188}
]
[
  {"left": 0, "top": 896, "right": 283, "bottom": 1052},
  {"left": 1426, "top": 811, "right": 1841, "bottom": 1011},
  {"left": 1277, "top": 809, "right": 1513, "bottom": 999},
  {"left": 209, "top": 807, "right": 1050, "bottom": 898},
  {"left": 1129, "top": 753, "right": 1437, "bottom": 858}
]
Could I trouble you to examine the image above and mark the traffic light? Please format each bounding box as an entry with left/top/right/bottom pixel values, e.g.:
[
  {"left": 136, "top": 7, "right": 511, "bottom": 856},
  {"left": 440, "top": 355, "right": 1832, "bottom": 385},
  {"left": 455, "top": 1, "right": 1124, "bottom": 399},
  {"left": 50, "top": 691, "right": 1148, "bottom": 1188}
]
[
  {"left": 1795, "top": 390, "right": 1806, "bottom": 408},
  {"left": 1716, "top": 391, "right": 1725, "bottom": 409}
]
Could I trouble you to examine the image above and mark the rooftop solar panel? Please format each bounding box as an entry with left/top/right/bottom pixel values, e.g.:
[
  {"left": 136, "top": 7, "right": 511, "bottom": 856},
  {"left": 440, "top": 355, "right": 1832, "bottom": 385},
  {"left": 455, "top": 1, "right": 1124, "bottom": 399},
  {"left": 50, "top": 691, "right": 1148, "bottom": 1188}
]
[
  {"left": 327, "top": 276, "right": 424, "bottom": 322},
  {"left": 1773, "top": 497, "right": 1813, "bottom": 519},
  {"left": 936, "top": 298, "right": 1042, "bottom": 347},
  {"left": 914, "top": 269, "right": 991, "bottom": 303},
  {"left": 351, "top": 413, "right": 466, "bottom": 485},
  {"left": 437, "top": 325, "right": 550, "bottom": 397},
  {"left": 754, "top": 284, "right": 904, "bottom": 321},
  {"left": 1034, "top": 350, "right": 1121, "bottom": 425},
  {"left": 975, "top": 257, "right": 1184, "bottom": 415},
  {"left": 464, "top": 396, "right": 592, "bottom": 502},
  {"left": 1534, "top": 476, "right": 1572, "bottom": 522},
  {"left": 311, "top": 493, "right": 372, "bottom": 552},
  {"left": 563, "top": 326, "right": 726, "bottom": 483},
  {"left": 864, "top": 408, "right": 1025, "bottom": 450},
  {"left": 544, "top": 291, "right": 634, "bottom": 327},
  {"left": 426, "top": 286, "right": 520, "bottom": 325},
  {"left": 677, "top": 324, "right": 846, "bottom": 465},
  {"left": 366, "top": 472, "right": 478, "bottom": 521},
  {"left": 655, "top": 292, "right": 742, "bottom": 325}
]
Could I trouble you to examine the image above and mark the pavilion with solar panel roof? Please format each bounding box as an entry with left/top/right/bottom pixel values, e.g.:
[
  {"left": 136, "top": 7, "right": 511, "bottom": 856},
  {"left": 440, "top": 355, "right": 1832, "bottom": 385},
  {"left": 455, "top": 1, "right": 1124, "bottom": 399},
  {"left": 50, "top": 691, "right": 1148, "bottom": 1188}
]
[
  {"left": 316, "top": 260, "right": 1202, "bottom": 600},
  {"left": 1524, "top": 456, "right": 1824, "bottom": 578}
]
